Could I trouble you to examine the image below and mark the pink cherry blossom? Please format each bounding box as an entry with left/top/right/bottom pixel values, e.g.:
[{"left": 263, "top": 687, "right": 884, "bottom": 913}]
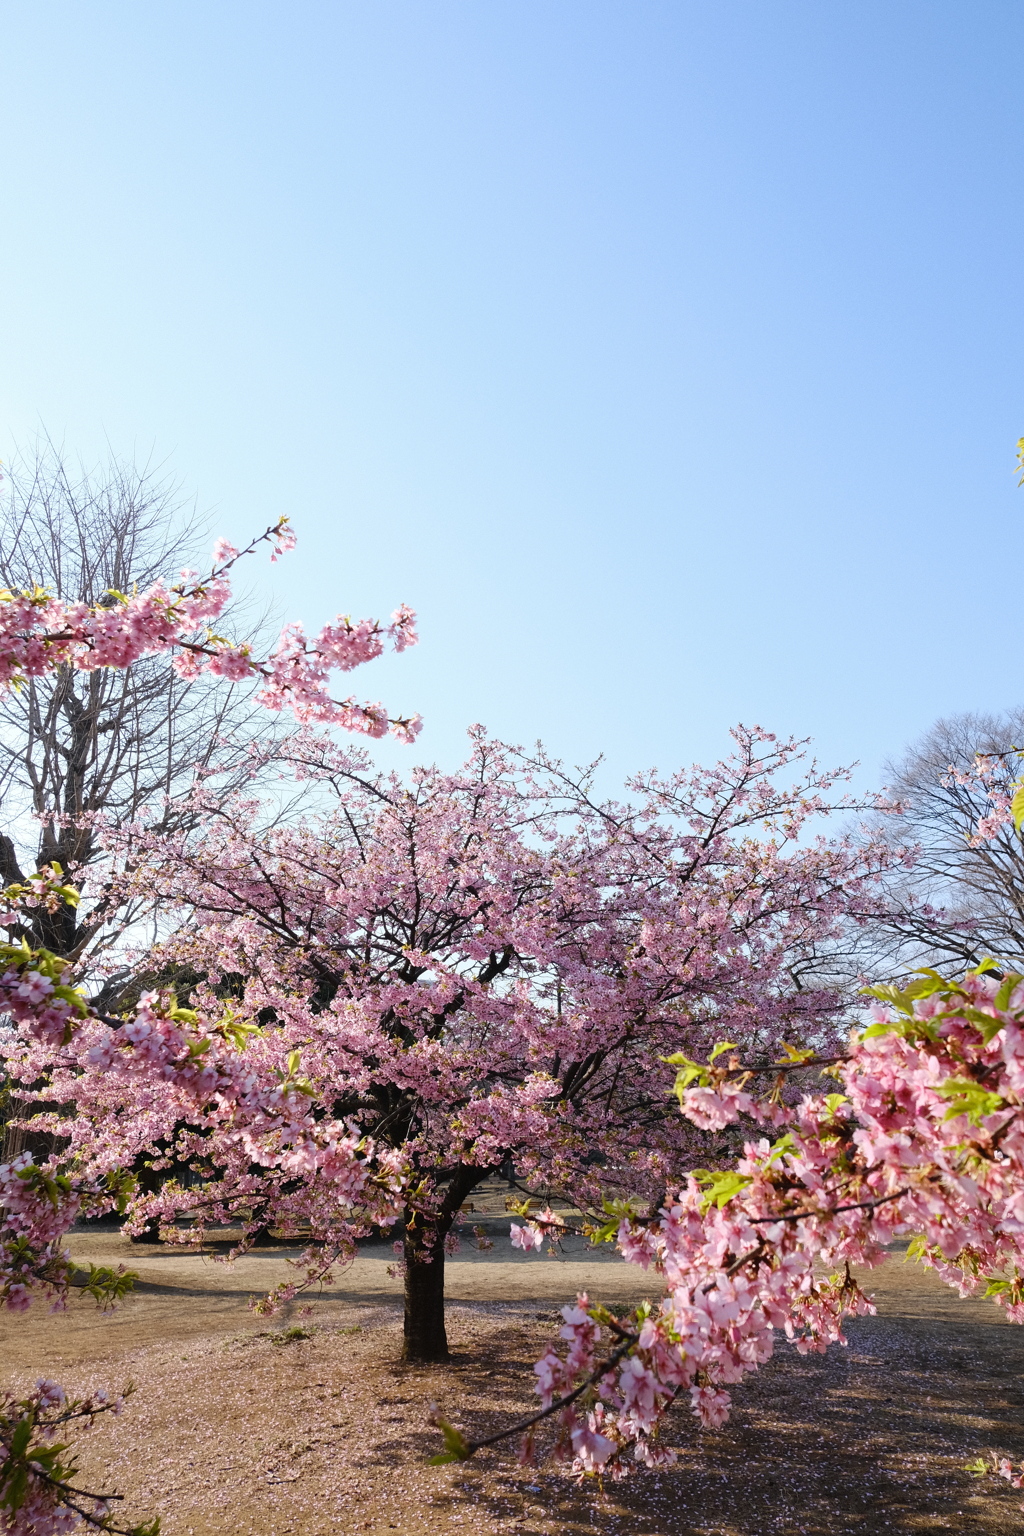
[
  {"left": 510, "top": 1223, "right": 546, "bottom": 1251},
  {"left": 0, "top": 517, "right": 418, "bottom": 741},
  {"left": 512, "top": 960, "right": 1024, "bottom": 1477}
]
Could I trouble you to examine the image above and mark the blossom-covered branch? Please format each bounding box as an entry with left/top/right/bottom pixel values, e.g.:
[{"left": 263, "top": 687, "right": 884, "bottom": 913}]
[
  {"left": 474, "top": 961, "right": 1024, "bottom": 1478},
  {"left": 0, "top": 1381, "right": 159, "bottom": 1535},
  {"left": 0, "top": 518, "right": 420, "bottom": 741}
]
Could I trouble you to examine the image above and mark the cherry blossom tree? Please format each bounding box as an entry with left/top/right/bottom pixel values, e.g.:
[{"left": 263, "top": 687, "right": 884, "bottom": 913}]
[{"left": 13, "top": 726, "right": 893, "bottom": 1364}]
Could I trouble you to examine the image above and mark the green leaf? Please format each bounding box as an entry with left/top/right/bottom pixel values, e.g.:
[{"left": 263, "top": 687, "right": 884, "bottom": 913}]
[
  {"left": 218, "top": 1015, "right": 261, "bottom": 1049},
  {"left": 428, "top": 1415, "right": 471, "bottom": 1465},
  {"left": 585, "top": 1219, "right": 618, "bottom": 1245},
  {"left": 766, "top": 1133, "right": 796, "bottom": 1164},
  {"left": 934, "top": 1077, "right": 1005, "bottom": 1126},
  {"left": 708, "top": 1040, "right": 738, "bottom": 1063},
  {"left": 956, "top": 1006, "right": 1008, "bottom": 1045},
  {"left": 2, "top": 1464, "right": 28, "bottom": 1513},
  {"left": 860, "top": 1013, "right": 942, "bottom": 1043},
  {"left": 775, "top": 1042, "right": 816, "bottom": 1064},
  {"left": 9, "top": 1417, "right": 32, "bottom": 1460},
  {"left": 994, "top": 974, "right": 1024, "bottom": 1012},
  {"left": 691, "top": 1168, "right": 753, "bottom": 1213},
  {"left": 53, "top": 984, "right": 89, "bottom": 1016},
  {"left": 106, "top": 1170, "right": 138, "bottom": 1215},
  {"left": 1013, "top": 778, "right": 1024, "bottom": 832},
  {"left": 661, "top": 1052, "right": 709, "bottom": 1102},
  {"left": 862, "top": 970, "right": 954, "bottom": 1017},
  {"left": 586, "top": 1196, "right": 641, "bottom": 1246},
  {"left": 965, "top": 1456, "right": 990, "bottom": 1477},
  {"left": 76, "top": 1262, "right": 138, "bottom": 1305}
]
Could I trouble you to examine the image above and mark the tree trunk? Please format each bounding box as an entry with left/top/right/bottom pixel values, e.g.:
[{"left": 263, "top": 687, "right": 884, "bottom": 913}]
[
  {"left": 402, "top": 1235, "right": 448, "bottom": 1362},
  {"left": 399, "top": 1167, "right": 499, "bottom": 1363}
]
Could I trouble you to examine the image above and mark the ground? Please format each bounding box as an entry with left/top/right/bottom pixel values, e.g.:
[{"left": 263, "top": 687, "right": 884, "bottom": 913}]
[{"left": 3, "top": 1212, "right": 1024, "bottom": 1536}]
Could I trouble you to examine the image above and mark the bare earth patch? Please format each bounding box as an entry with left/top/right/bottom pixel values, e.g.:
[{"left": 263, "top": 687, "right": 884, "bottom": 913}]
[{"left": 3, "top": 1228, "right": 1024, "bottom": 1535}]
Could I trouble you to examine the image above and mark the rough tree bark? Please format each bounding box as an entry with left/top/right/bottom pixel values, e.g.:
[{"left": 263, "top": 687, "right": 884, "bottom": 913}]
[
  {"left": 400, "top": 1167, "right": 492, "bottom": 1363},
  {"left": 402, "top": 1214, "right": 450, "bottom": 1363}
]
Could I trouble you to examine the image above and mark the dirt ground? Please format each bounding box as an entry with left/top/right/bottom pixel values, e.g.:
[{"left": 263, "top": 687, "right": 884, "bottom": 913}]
[{"left": 4, "top": 1218, "right": 1024, "bottom": 1536}]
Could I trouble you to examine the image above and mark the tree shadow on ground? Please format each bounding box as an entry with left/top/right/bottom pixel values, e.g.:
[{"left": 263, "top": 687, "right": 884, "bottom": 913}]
[{"left": 361, "top": 1307, "right": 1024, "bottom": 1535}]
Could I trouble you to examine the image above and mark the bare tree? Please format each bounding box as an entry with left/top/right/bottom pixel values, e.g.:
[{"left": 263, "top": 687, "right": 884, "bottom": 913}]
[
  {"left": 0, "top": 443, "right": 272, "bottom": 989},
  {"left": 857, "top": 709, "right": 1024, "bottom": 977}
]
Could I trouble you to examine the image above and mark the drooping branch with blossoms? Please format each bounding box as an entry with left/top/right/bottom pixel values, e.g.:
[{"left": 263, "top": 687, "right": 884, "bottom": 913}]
[
  {"left": 0, "top": 1381, "right": 158, "bottom": 1536},
  {"left": 448, "top": 957, "right": 1024, "bottom": 1481},
  {"left": 0, "top": 517, "right": 420, "bottom": 742}
]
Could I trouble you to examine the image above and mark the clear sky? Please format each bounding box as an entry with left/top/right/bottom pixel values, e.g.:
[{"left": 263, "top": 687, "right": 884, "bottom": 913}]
[{"left": 1, "top": 3, "right": 1021, "bottom": 793}]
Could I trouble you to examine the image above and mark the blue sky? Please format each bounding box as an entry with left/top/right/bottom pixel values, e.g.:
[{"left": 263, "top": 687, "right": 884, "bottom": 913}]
[{"left": 1, "top": 3, "right": 1021, "bottom": 793}]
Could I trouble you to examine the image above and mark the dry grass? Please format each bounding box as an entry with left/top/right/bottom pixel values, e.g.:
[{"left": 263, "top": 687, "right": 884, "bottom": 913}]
[{"left": 3, "top": 1228, "right": 1024, "bottom": 1534}]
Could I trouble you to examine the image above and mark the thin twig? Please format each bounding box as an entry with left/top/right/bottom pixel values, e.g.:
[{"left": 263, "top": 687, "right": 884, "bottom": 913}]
[
  {"left": 745, "top": 1187, "right": 909, "bottom": 1227},
  {"left": 462, "top": 1334, "right": 639, "bottom": 1455}
]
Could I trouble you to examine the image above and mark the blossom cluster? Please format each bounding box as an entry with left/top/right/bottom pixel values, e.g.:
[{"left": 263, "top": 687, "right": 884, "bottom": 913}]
[
  {"left": 0, "top": 940, "right": 406, "bottom": 1308},
  {"left": 0, "top": 1381, "right": 157, "bottom": 1535},
  {"left": 0, "top": 518, "right": 419, "bottom": 740},
  {"left": 517, "top": 963, "right": 1024, "bottom": 1477}
]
